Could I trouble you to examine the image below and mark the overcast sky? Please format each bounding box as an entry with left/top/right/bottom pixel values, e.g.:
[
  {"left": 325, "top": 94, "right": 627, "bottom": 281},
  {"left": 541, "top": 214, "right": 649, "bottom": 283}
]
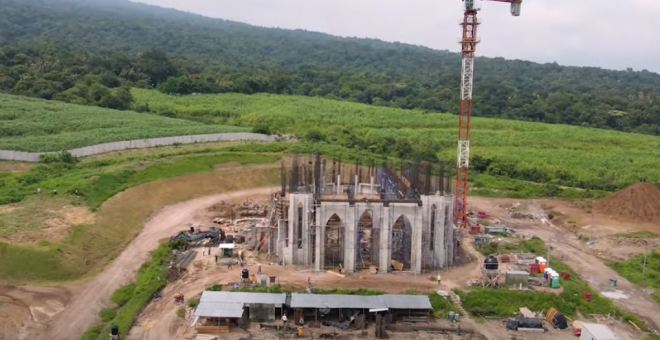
[{"left": 133, "top": 0, "right": 660, "bottom": 73}]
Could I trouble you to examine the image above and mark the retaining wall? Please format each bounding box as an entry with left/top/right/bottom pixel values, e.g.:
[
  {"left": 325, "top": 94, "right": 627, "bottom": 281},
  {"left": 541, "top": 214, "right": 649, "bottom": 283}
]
[{"left": 0, "top": 133, "right": 277, "bottom": 162}]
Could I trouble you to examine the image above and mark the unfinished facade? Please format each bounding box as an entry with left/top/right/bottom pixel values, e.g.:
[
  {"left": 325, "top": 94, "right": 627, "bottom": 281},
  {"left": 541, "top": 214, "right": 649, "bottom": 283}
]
[{"left": 270, "top": 154, "right": 458, "bottom": 274}]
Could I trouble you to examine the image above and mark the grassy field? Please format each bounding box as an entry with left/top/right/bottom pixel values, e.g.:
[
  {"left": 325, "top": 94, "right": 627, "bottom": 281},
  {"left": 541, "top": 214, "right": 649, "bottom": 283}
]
[
  {"left": 609, "top": 251, "right": 660, "bottom": 305},
  {"left": 0, "top": 93, "right": 248, "bottom": 152},
  {"left": 0, "top": 146, "right": 281, "bottom": 283},
  {"left": 133, "top": 88, "right": 660, "bottom": 193}
]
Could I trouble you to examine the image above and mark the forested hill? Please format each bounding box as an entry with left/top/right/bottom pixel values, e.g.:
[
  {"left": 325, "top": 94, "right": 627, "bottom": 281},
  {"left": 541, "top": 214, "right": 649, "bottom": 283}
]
[{"left": 2, "top": 0, "right": 660, "bottom": 135}]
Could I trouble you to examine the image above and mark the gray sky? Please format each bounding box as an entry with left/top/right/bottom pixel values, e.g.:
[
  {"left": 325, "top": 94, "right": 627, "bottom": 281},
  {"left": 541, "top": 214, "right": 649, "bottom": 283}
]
[{"left": 134, "top": 0, "right": 659, "bottom": 73}]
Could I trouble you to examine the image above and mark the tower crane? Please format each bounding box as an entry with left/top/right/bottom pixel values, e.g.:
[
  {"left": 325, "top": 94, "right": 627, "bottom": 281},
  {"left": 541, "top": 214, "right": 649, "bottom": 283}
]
[{"left": 454, "top": 0, "right": 522, "bottom": 229}]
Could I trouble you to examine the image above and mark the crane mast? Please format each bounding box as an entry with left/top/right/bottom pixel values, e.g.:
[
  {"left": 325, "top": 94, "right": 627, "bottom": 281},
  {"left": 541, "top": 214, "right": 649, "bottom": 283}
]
[{"left": 454, "top": 0, "right": 521, "bottom": 230}]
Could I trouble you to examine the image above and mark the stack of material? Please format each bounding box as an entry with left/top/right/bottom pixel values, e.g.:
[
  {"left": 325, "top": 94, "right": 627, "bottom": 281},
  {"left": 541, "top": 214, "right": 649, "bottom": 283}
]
[{"left": 609, "top": 237, "right": 660, "bottom": 247}]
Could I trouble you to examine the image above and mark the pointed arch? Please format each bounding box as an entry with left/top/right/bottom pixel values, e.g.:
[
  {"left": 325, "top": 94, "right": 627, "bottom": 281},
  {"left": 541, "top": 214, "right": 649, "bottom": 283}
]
[
  {"left": 391, "top": 214, "right": 412, "bottom": 269},
  {"left": 357, "top": 209, "right": 378, "bottom": 268},
  {"left": 324, "top": 213, "right": 344, "bottom": 268}
]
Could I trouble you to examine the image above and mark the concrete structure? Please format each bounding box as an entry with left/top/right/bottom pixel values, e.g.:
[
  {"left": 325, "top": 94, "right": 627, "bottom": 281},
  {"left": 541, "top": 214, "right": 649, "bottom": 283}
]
[{"left": 273, "top": 155, "right": 457, "bottom": 274}]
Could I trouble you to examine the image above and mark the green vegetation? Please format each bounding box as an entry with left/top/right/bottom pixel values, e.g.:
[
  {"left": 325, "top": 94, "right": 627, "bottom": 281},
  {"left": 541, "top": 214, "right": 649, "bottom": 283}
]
[
  {"left": 205, "top": 284, "right": 223, "bottom": 291},
  {"left": 428, "top": 292, "right": 460, "bottom": 318},
  {"left": 463, "top": 237, "right": 648, "bottom": 330},
  {"left": 613, "top": 231, "right": 659, "bottom": 239},
  {"left": 0, "top": 150, "right": 281, "bottom": 283},
  {"left": 457, "top": 289, "right": 570, "bottom": 317},
  {"left": 135, "top": 89, "right": 651, "bottom": 193},
  {"left": 99, "top": 308, "right": 117, "bottom": 322},
  {"left": 79, "top": 242, "right": 172, "bottom": 340},
  {"left": 609, "top": 251, "right": 660, "bottom": 305},
  {"left": 0, "top": 152, "right": 278, "bottom": 209},
  {"left": 475, "top": 237, "right": 546, "bottom": 257},
  {"left": 4, "top": 0, "right": 660, "bottom": 137},
  {"left": 187, "top": 299, "right": 200, "bottom": 308},
  {"left": 0, "top": 93, "right": 247, "bottom": 152}
]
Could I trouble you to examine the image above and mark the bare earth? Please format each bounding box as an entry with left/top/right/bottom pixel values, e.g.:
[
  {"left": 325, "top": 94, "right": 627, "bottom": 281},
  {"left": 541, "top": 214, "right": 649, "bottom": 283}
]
[
  {"left": 471, "top": 197, "right": 660, "bottom": 332},
  {"left": 3, "top": 193, "right": 659, "bottom": 340}
]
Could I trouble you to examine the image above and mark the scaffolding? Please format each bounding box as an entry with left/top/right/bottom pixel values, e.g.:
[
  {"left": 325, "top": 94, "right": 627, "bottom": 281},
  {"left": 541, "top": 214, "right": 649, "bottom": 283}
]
[{"left": 324, "top": 213, "right": 344, "bottom": 269}]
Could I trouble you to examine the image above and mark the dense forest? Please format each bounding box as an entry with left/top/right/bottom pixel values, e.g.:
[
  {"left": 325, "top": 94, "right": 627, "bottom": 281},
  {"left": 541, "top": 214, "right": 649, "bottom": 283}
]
[{"left": 2, "top": 0, "right": 660, "bottom": 135}]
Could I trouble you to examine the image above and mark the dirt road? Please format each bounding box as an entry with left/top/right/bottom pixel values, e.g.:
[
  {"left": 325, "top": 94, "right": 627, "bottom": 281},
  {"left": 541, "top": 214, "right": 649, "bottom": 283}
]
[
  {"left": 470, "top": 197, "right": 660, "bottom": 333},
  {"left": 48, "top": 188, "right": 273, "bottom": 340}
]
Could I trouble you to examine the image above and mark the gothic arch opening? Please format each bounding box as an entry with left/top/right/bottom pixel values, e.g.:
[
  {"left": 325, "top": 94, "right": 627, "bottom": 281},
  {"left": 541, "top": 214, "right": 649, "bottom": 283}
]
[
  {"left": 324, "top": 213, "right": 344, "bottom": 269},
  {"left": 357, "top": 209, "right": 379, "bottom": 268},
  {"left": 391, "top": 215, "right": 412, "bottom": 270}
]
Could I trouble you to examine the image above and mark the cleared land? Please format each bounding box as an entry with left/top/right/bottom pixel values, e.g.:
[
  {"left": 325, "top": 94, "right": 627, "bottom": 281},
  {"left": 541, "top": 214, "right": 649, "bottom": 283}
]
[
  {"left": 0, "top": 93, "right": 248, "bottom": 152},
  {"left": 133, "top": 88, "right": 660, "bottom": 193},
  {"left": 0, "top": 152, "right": 281, "bottom": 283}
]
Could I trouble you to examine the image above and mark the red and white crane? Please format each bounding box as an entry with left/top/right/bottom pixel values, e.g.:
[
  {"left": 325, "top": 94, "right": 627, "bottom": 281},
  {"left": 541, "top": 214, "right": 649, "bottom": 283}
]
[{"left": 454, "top": 0, "right": 521, "bottom": 228}]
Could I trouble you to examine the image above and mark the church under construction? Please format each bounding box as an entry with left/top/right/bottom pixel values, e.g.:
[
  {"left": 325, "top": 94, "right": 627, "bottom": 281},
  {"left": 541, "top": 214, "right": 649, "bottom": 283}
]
[{"left": 259, "top": 154, "right": 461, "bottom": 274}]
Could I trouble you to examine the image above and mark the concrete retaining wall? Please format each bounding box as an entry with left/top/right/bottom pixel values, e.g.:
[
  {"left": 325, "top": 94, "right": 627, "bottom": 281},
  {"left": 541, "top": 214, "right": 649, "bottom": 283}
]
[{"left": 0, "top": 133, "right": 276, "bottom": 162}]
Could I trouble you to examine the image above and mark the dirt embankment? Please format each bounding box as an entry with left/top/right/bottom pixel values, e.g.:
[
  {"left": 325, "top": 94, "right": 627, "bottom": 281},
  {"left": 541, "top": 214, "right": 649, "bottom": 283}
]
[{"left": 593, "top": 182, "right": 660, "bottom": 223}]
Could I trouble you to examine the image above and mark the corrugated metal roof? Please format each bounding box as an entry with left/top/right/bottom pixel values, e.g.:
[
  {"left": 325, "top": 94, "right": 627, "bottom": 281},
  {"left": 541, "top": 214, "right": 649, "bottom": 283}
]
[
  {"left": 289, "top": 294, "right": 431, "bottom": 310},
  {"left": 289, "top": 294, "right": 385, "bottom": 309},
  {"left": 200, "top": 291, "right": 287, "bottom": 305},
  {"left": 382, "top": 295, "right": 432, "bottom": 309},
  {"left": 194, "top": 301, "right": 244, "bottom": 318},
  {"left": 507, "top": 271, "right": 530, "bottom": 276}
]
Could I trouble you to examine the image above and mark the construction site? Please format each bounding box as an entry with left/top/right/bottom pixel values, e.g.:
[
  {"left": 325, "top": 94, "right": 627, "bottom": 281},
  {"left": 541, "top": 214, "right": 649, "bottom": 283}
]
[{"left": 263, "top": 154, "right": 459, "bottom": 274}]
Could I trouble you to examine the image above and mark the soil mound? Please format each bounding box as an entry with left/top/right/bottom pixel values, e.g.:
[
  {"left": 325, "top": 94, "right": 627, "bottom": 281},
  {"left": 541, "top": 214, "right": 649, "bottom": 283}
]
[{"left": 593, "top": 182, "right": 660, "bottom": 223}]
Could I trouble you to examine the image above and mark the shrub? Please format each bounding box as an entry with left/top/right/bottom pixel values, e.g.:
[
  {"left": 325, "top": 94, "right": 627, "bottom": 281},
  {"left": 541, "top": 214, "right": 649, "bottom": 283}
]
[
  {"left": 187, "top": 299, "right": 200, "bottom": 308},
  {"left": 205, "top": 284, "right": 223, "bottom": 291},
  {"left": 110, "top": 284, "right": 136, "bottom": 307},
  {"left": 99, "top": 308, "right": 117, "bottom": 322}
]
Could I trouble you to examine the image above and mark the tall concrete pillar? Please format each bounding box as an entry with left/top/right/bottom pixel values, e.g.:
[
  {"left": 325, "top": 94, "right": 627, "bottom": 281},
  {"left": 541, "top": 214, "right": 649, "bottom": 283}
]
[
  {"left": 315, "top": 206, "right": 324, "bottom": 272},
  {"left": 379, "top": 206, "right": 391, "bottom": 273},
  {"left": 336, "top": 175, "right": 341, "bottom": 196},
  {"left": 343, "top": 205, "right": 356, "bottom": 273},
  {"left": 411, "top": 206, "right": 423, "bottom": 274},
  {"left": 354, "top": 175, "right": 359, "bottom": 196},
  {"left": 320, "top": 162, "right": 326, "bottom": 195},
  {"left": 370, "top": 176, "right": 375, "bottom": 195}
]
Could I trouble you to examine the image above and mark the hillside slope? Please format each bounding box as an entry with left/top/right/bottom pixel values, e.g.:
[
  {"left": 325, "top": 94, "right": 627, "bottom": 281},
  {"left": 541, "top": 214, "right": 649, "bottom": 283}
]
[
  {"left": 0, "top": 92, "right": 247, "bottom": 152},
  {"left": 134, "top": 89, "right": 660, "bottom": 192},
  {"left": 2, "top": 0, "right": 660, "bottom": 135}
]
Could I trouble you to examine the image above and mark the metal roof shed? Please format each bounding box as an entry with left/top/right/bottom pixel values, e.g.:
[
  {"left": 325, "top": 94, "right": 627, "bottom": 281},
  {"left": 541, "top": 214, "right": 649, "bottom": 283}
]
[
  {"left": 580, "top": 323, "right": 620, "bottom": 340},
  {"left": 194, "top": 301, "right": 245, "bottom": 318},
  {"left": 382, "top": 295, "right": 432, "bottom": 310},
  {"left": 289, "top": 293, "right": 386, "bottom": 310},
  {"left": 199, "top": 291, "right": 287, "bottom": 321},
  {"left": 200, "top": 291, "right": 287, "bottom": 306}
]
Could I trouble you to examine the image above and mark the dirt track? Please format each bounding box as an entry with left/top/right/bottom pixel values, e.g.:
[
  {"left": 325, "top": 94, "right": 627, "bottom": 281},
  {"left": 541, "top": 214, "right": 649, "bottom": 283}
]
[
  {"left": 471, "top": 197, "right": 660, "bottom": 333},
  {"left": 45, "top": 188, "right": 272, "bottom": 340}
]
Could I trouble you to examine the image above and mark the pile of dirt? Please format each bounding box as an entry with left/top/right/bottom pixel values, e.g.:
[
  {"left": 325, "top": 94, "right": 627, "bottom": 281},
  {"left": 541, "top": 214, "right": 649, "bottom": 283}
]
[{"left": 593, "top": 182, "right": 660, "bottom": 223}]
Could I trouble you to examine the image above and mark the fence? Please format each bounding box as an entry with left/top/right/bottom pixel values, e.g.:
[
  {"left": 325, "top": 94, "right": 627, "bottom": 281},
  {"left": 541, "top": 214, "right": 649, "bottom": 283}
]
[{"left": 0, "top": 133, "right": 277, "bottom": 162}]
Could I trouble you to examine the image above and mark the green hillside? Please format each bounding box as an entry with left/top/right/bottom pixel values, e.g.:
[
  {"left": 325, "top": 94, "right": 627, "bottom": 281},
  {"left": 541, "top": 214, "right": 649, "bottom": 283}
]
[
  {"left": 134, "top": 88, "right": 660, "bottom": 192},
  {"left": 0, "top": 93, "right": 247, "bottom": 152},
  {"left": 1, "top": 0, "right": 660, "bottom": 135}
]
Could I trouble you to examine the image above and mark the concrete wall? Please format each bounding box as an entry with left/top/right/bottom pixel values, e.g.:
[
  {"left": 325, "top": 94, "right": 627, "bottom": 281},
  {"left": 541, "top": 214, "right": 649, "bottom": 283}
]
[
  {"left": 0, "top": 133, "right": 276, "bottom": 162},
  {"left": 279, "top": 194, "right": 313, "bottom": 265}
]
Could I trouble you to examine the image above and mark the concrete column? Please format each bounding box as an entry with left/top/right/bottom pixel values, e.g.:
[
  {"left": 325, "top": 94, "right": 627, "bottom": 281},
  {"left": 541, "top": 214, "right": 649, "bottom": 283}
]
[
  {"left": 320, "top": 162, "right": 326, "bottom": 195},
  {"left": 336, "top": 175, "right": 341, "bottom": 196},
  {"left": 370, "top": 176, "right": 375, "bottom": 195},
  {"left": 379, "top": 206, "right": 391, "bottom": 273},
  {"left": 411, "top": 206, "right": 423, "bottom": 274},
  {"left": 354, "top": 175, "right": 359, "bottom": 196},
  {"left": 343, "top": 206, "right": 357, "bottom": 273},
  {"left": 315, "top": 205, "right": 324, "bottom": 272}
]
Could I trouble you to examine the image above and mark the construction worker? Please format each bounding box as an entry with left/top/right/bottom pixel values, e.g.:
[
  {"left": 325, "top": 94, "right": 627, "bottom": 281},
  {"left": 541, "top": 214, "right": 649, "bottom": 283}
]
[
  {"left": 228, "top": 262, "right": 232, "bottom": 270},
  {"left": 215, "top": 255, "right": 219, "bottom": 263},
  {"left": 257, "top": 265, "right": 262, "bottom": 274},
  {"left": 282, "top": 312, "right": 288, "bottom": 324},
  {"left": 307, "top": 277, "right": 311, "bottom": 286},
  {"left": 174, "top": 293, "right": 181, "bottom": 304},
  {"left": 437, "top": 274, "right": 442, "bottom": 285},
  {"left": 338, "top": 263, "right": 343, "bottom": 274}
]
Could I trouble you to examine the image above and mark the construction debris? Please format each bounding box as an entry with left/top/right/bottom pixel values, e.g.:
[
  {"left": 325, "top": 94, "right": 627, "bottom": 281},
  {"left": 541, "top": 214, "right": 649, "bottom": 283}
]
[
  {"left": 508, "top": 201, "right": 547, "bottom": 220},
  {"left": 593, "top": 182, "right": 660, "bottom": 223}
]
